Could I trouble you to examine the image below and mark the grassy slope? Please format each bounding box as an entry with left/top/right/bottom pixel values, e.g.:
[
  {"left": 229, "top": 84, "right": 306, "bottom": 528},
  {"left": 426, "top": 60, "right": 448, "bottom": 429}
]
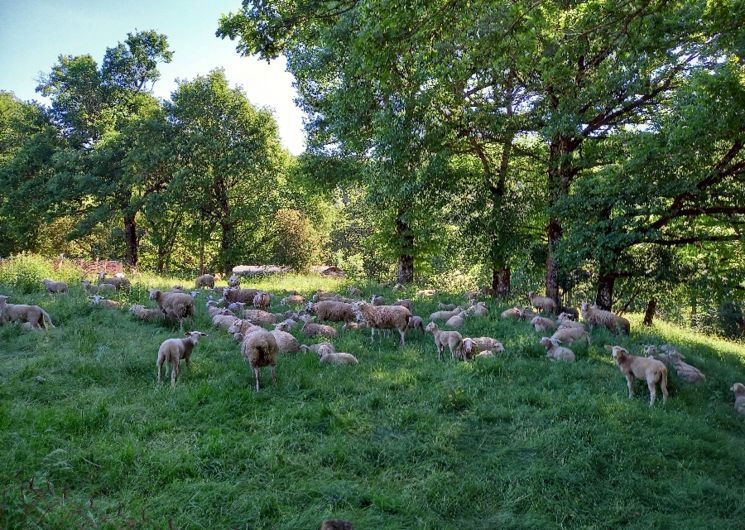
[{"left": 1, "top": 274, "right": 744, "bottom": 529}]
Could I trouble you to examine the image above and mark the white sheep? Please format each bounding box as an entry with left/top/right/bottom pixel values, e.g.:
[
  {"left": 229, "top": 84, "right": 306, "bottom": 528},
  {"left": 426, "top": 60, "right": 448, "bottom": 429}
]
[
  {"left": 82, "top": 279, "right": 115, "bottom": 295},
  {"left": 148, "top": 289, "right": 194, "bottom": 329},
  {"left": 300, "top": 343, "right": 336, "bottom": 356},
  {"left": 528, "top": 291, "right": 556, "bottom": 314},
  {"left": 0, "top": 295, "right": 54, "bottom": 329},
  {"left": 89, "top": 295, "right": 121, "bottom": 309},
  {"left": 471, "top": 336, "right": 505, "bottom": 353},
  {"left": 42, "top": 279, "right": 68, "bottom": 294},
  {"left": 530, "top": 316, "right": 557, "bottom": 333},
  {"left": 500, "top": 307, "right": 522, "bottom": 319},
  {"left": 731, "top": 383, "right": 745, "bottom": 416},
  {"left": 581, "top": 302, "right": 630, "bottom": 335},
  {"left": 445, "top": 311, "right": 466, "bottom": 329},
  {"left": 241, "top": 329, "right": 278, "bottom": 391},
  {"left": 606, "top": 345, "right": 668, "bottom": 406},
  {"left": 550, "top": 325, "right": 591, "bottom": 346},
  {"left": 130, "top": 304, "right": 162, "bottom": 322},
  {"left": 300, "top": 315, "right": 339, "bottom": 339},
  {"left": 272, "top": 329, "right": 300, "bottom": 353},
  {"left": 428, "top": 307, "right": 463, "bottom": 321},
  {"left": 306, "top": 300, "right": 356, "bottom": 323},
  {"left": 319, "top": 352, "right": 359, "bottom": 364},
  {"left": 156, "top": 331, "right": 207, "bottom": 387},
  {"left": 425, "top": 322, "right": 462, "bottom": 361},
  {"left": 539, "top": 336, "right": 576, "bottom": 362},
  {"left": 352, "top": 302, "right": 411, "bottom": 346}
]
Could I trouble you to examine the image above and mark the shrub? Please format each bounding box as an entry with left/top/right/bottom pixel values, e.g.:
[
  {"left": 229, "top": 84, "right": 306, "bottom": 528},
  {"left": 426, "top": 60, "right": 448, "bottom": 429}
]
[
  {"left": 0, "top": 253, "right": 84, "bottom": 293},
  {"left": 270, "top": 209, "right": 319, "bottom": 272}
]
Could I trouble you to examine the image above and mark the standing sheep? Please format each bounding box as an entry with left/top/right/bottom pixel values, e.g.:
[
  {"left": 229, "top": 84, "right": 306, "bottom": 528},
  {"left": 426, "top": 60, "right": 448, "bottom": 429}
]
[
  {"left": 156, "top": 331, "right": 207, "bottom": 387},
  {"left": 0, "top": 296, "right": 54, "bottom": 330},
  {"left": 241, "top": 329, "right": 278, "bottom": 391},
  {"left": 148, "top": 289, "right": 195, "bottom": 329},
  {"left": 606, "top": 345, "right": 668, "bottom": 406},
  {"left": 581, "top": 302, "right": 630, "bottom": 335},
  {"left": 306, "top": 300, "right": 356, "bottom": 323},
  {"left": 253, "top": 291, "right": 272, "bottom": 310},
  {"left": 352, "top": 302, "right": 411, "bottom": 346},
  {"left": 195, "top": 274, "right": 215, "bottom": 289},
  {"left": 731, "top": 383, "right": 745, "bottom": 416},
  {"left": 528, "top": 291, "right": 556, "bottom": 314},
  {"left": 424, "top": 322, "right": 463, "bottom": 361},
  {"left": 408, "top": 315, "right": 425, "bottom": 334},
  {"left": 42, "top": 279, "right": 68, "bottom": 293}
]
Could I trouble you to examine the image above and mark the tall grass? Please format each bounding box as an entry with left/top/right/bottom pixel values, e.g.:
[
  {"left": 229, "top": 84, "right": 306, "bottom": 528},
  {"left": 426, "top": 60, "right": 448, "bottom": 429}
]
[{"left": 1, "top": 274, "right": 744, "bottom": 528}]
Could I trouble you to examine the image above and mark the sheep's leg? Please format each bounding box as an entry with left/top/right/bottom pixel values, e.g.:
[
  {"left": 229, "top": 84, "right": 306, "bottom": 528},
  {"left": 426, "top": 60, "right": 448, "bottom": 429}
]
[
  {"left": 171, "top": 361, "right": 178, "bottom": 388},
  {"left": 157, "top": 359, "right": 163, "bottom": 384},
  {"left": 370, "top": 328, "right": 375, "bottom": 343},
  {"left": 660, "top": 374, "right": 669, "bottom": 404},
  {"left": 625, "top": 374, "right": 635, "bottom": 399},
  {"left": 271, "top": 365, "right": 277, "bottom": 387},
  {"left": 254, "top": 367, "right": 261, "bottom": 391},
  {"left": 398, "top": 328, "right": 406, "bottom": 346},
  {"left": 647, "top": 380, "right": 657, "bottom": 406}
]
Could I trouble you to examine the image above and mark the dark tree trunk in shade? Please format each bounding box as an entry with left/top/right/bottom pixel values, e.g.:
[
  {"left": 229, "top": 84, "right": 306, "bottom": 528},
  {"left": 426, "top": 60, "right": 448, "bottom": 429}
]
[
  {"left": 643, "top": 297, "right": 658, "bottom": 326},
  {"left": 595, "top": 273, "right": 616, "bottom": 311},
  {"left": 124, "top": 213, "right": 138, "bottom": 267},
  {"left": 492, "top": 267, "right": 511, "bottom": 298},
  {"left": 395, "top": 214, "right": 414, "bottom": 284}
]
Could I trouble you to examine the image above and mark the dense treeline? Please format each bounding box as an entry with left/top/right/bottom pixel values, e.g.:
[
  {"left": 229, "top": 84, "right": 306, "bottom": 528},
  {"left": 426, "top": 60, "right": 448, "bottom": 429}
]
[{"left": 2, "top": 2, "right": 745, "bottom": 336}]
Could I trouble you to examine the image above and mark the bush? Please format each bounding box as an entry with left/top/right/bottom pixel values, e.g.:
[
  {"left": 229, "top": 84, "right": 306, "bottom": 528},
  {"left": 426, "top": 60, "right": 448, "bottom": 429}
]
[
  {"left": 270, "top": 209, "right": 319, "bottom": 272},
  {"left": 0, "top": 253, "right": 84, "bottom": 293}
]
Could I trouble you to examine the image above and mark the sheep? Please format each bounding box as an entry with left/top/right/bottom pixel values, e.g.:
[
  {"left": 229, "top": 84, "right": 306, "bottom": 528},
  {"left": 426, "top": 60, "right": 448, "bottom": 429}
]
[
  {"left": 306, "top": 300, "right": 356, "bottom": 323},
  {"left": 227, "top": 319, "right": 262, "bottom": 342},
  {"left": 97, "top": 271, "right": 130, "bottom": 290},
  {"left": 156, "top": 331, "right": 207, "bottom": 387},
  {"left": 274, "top": 318, "right": 297, "bottom": 332},
  {"left": 352, "top": 302, "right": 411, "bottom": 346},
  {"left": 129, "top": 304, "right": 162, "bottom": 322},
  {"left": 424, "top": 322, "right": 462, "bottom": 361},
  {"left": 731, "top": 383, "right": 745, "bottom": 416},
  {"left": 253, "top": 291, "right": 272, "bottom": 310},
  {"left": 300, "top": 315, "right": 339, "bottom": 339},
  {"left": 321, "top": 519, "right": 354, "bottom": 530},
  {"left": 342, "top": 321, "right": 367, "bottom": 331},
  {"left": 519, "top": 307, "right": 538, "bottom": 321},
  {"left": 408, "top": 315, "right": 425, "bottom": 334},
  {"left": 227, "top": 301, "right": 246, "bottom": 313},
  {"left": 581, "top": 302, "right": 630, "bottom": 335},
  {"left": 272, "top": 329, "right": 300, "bottom": 353},
  {"left": 606, "top": 345, "right": 668, "bottom": 406},
  {"left": 539, "top": 336, "right": 576, "bottom": 362},
  {"left": 228, "top": 274, "right": 241, "bottom": 287},
  {"left": 241, "top": 309, "right": 277, "bottom": 325},
  {"left": 501, "top": 307, "right": 522, "bottom": 319},
  {"left": 212, "top": 313, "right": 240, "bottom": 331},
  {"left": 530, "top": 316, "right": 557, "bottom": 333},
  {"left": 468, "top": 302, "right": 488, "bottom": 317},
  {"left": 300, "top": 343, "right": 336, "bottom": 355},
  {"left": 438, "top": 303, "right": 457, "bottom": 311},
  {"left": 370, "top": 294, "right": 385, "bottom": 306},
  {"left": 195, "top": 274, "right": 215, "bottom": 289},
  {"left": 241, "top": 329, "right": 278, "bottom": 391},
  {"left": 0, "top": 295, "right": 54, "bottom": 329},
  {"left": 223, "top": 287, "right": 259, "bottom": 304},
  {"left": 475, "top": 350, "right": 497, "bottom": 359},
  {"left": 428, "top": 307, "right": 463, "bottom": 321},
  {"left": 42, "top": 279, "right": 68, "bottom": 294},
  {"left": 347, "top": 286, "right": 363, "bottom": 297},
  {"left": 89, "top": 295, "right": 121, "bottom": 309},
  {"left": 528, "top": 291, "right": 556, "bottom": 314},
  {"left": 280, "top": 293, "right": 305, "bottom": 306},
  {"left": 148, "top": 289, "right": 195, "bottom": 329},
  {"left": 312, "top": 290, "right": 353, "bottom": 303},
  {"left": 557, "top": 312, "right": 585, "bottom": 329},
  {"left": 558, "top": 306, "right": 580, "bottom": 320},
  {"left": 416, "top": 289, "right": 437, "bottom": 298},
  {"left": 550, "top": 325, "right": 591, "bottom": 346},
  {"left": 319, "top": 351, "right": 359, "bottom": 364},
  {"left": 471, "top": 336, "right": 505, "bottom": 353},
  {"left": 82, "top": 279, "right": 115, "bottom": 295},
  {"left": 445, "top": 311, "right": 466, "bottom": 329},
  {"left": 393, "top": 299, "right": 413, "bottom": 311},
  {"left": 644, "top": 345, "right": 705, "bottom": 383},
  {"left": 458, "top": 338, "right": 478, "bottom": 360}
]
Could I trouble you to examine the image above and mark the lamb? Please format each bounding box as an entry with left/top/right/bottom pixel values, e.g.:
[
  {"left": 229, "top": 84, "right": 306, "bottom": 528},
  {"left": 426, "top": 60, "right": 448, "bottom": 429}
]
[
  {"left": 530, "top": 316, "right": 557, "bottom": 333},
  {"left": 148, "top": 288, "right": 195, "bottom": 329},
  {"left": 428, "top": 307, "right": 463, "bottom": 321},
  {"left": 731, "top": 383, "right": 745, "bottom": 416},
  {"left": 156, "top": 331, "right": 207, "bottom": 387},
  {"left": 129, "top": 304, "right": 162, "bottom": 322},
  {"left": 445, "top": 311, "right": 466, "bottom": 329},
  {"left": 458, "top": 338, "right": 478, "bottom": 360},
  {"left": 89, "top": 295, "right": 121, "bottom": 309},
  {"left": 300, "top": 315, "right": 339, "bottom": 339},
  {"left": 528, "top": 291, "right": 556, "bottom": 314},
  {"left": 319, "top": 351, "right": 359, "bottom": 364},
  {"left": 370, "top": 294, "right": 385, "bottom": 306},
  {"left": 42, "top": 279, "right": 68, "bottom": 294},
  {"left": 253, "top": 291, "right": 272, "bottom": 310},
  {"left": 581, "top": 302, "right": 630, "bottom": 335},
  {"left": 500, "top": 307, "right": 522, "bottom": 319},
  {"left": 300, "top": 343, "right": 336, "bottom": 355},
  {"left": 606, "top": 344, "right": 668, "bottom": 406},
  {"left": 195, "top": 274, "right": 215, "bottom": 289},
  {"left": 82, "top": 279, "right": 115, "bottom": 295},
  {"left": 306, "top": 300, "right": 356, "bottom": 323},
  {"left": 408, "top": 315, "right": 425, "bottom": 334},
  {"left": 393, "top": 299, "right": 413, "bottom": 311},
  {"left": 275, "top": 318, "right": 298, "bottom": 332},
  {"left": 223, "top": 287, "right": 259, "bottom": 304},
  {"left": 0, "top": 295, "right": 54, "bottom": 329},
  {"left": 424, "top": 322, "right": 463, "bottom": 361},
  {"left": 550, "top": 325, "right": 591, "bottom": 346},
  {"left": 539, "top": 337, "right": 576, "bottom": 362},
  {"left": 352, "top": 302, "right": 411, "bottom": 346},
  {"left": 212, "top": 313, "right": 240, "bottom": 331},
  {"left": 97, "top": 271, "right": 130, "bottom": 290},
  {"left": 242, "top": 309, "right": 278, "bottom": 325},
  {"left": 272, "top": 329, "right": 300, "bottom": 353},
  {"left": 241, "top": 329, "right": 278, "bottom": 391}
]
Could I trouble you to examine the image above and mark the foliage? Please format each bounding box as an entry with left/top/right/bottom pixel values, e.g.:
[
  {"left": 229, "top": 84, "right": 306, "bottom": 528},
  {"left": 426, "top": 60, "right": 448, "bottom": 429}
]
[
  {"left": 269, "top": 208, "right": 319, "bottom": 271},
  {"left": 0, "top": 253, "right": 83, "bottom": 293}
]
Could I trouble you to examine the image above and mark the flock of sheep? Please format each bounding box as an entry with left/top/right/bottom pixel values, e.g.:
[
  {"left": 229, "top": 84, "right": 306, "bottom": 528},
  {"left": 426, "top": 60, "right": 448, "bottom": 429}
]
[{"left": 1, "top": 272, "right": 744, "bottom": 415}]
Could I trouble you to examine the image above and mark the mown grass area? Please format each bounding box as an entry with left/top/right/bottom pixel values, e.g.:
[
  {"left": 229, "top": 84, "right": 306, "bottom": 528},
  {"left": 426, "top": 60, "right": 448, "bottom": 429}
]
[{"left": 1, "top": 274, "right": 745, "bottom": 529}]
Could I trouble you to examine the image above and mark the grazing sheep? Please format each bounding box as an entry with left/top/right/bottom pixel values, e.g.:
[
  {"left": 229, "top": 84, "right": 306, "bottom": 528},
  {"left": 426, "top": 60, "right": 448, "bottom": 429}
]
[
  {"left": 223, "top": 287, "right": 259, "bottom": 304},
  {"left": 195, "top": 274, "right": 215, "bottom": 289},
  {"left": 319, "top": 351, "right": 359, "bottom": 364},
  {"left": 97, "top": 271, "right": 130, "bottom": 290},
  {"left": 551, "top": 325, "right": 591, "bottom": 346},
  {"left": 129, "top": 304, "right": 162, "bottom": 322},
  {"left": 0, "top": 295, "right": 54, "bottom": 329},
  {"left": 89, "top": 295, "right": 121, "bottom": 309},
  {"left": 472, "top": 336, "right": 505, "bottom": 353},
  {"left": 539, "top": 337, "right": 576, "bottom": 362},
  {"left": 606, "top": 345, "right": 668, "bottom": 406},
  {"left": 156, "top": 331, "right": 207, "bottom": 387},
  {"left": 370, "top": 294, "right": 385, "bottom": 306},
  {"left": 731, "top": 383, "right": 745, "bottom": 416},
  {"left": 300, "top": 315, "right": 339, "bottom": 339},
  {"left": 408, "top": 315, "right": 425, "bottom": 334},
  {"left": 148, "top": 289, "right": 195, "bottom": 329},
  {"left": 352, "top": 302, "right": 411, "bottom": 346},
  {"left": 42, "top": 279, "right": 68, "bottom": 294},
  {"left": 347, "top": 286, "right": 363, "bottom": 297},
  {"left": 212, "top": 313, "right": 240, "bottom": 331},
  {"left": 531, "top": 316, "right": 557, "bottom": 333},
  {"left": 321, "top": 519, "right": 354, "bottom": 530},
  {"left": 82, "top": 279, "right": 116, "bottom": 295},
  {"left": 393, "top": 299, "right": 413, "bottom": 311},
  {"left": 300, "top": 343, "right": 336, "bottom": 355},
  {"left": 242, "top": 309, "right": 278, "bottom": 325},
  {"left": 445, "top": 311, "right": 466, "bottom": 329},
  {"left": 272, "top": 329, "right": 300, "bottom": 353},
  {"left": 438, "top": 303, "right": 457, "bottom": 311},
  {"left": 280, "top": 293, "right": 305, "bottom": 306},
  {"left": 425, "top": 322, "right": 463, "bottom": 361},
  {"left": 307, "top": 300, "right": 356, "bottom": 323},
  {"left": 253, "top": 291, "right": 272, "bottom": 310},
  {"left": 228, "top": 274, "right": 241, "bottom": 287},
  {"left": 429, "top": 307, "right": 463, "bottom": 321},
  {"left": 241, "top": 329, "right": 278, "bottom": 391},
  {"left": 528, "top": 291, "right": 556, "bottom": 314},
  {"left": 501, "top": 307, "right": 522, "bottom": 319},
  {"left": 581, "top": 302, "right": 630, "bottom": 335}
]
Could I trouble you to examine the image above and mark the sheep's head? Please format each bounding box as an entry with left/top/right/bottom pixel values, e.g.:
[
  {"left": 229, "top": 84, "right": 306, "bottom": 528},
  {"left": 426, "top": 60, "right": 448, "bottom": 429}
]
[
  {"left": 90, "top": 295, "right": 103, "bottom": 305},
  {"left": 317, "top": 345, "right": 334, "bottom": 357},
  {"left": 642, "top": 345, "right": 659, "bottom": 355},
  {"left": 185, "top": 331, "right": 208, "bottom": 343},
  {"left": 491, "top": 340, "right": 506, "bottom": 353},
  {"left": 148, "top": 288, "right": 160, "bottom": 300},
  {"left": 530, "top": 316, "right": 541, "bottom": 325},
  {"left": 539, "top": 337, "right": 552, "bottom": 349},
  {"left": 424, "top": 322, "right": 437, "bottom": 333},
  {"left": 731, "top": 383, "right": 745, "bottom": 395},
  {"left": 605, "top": 344, "right": 627, "bottom": 361}
]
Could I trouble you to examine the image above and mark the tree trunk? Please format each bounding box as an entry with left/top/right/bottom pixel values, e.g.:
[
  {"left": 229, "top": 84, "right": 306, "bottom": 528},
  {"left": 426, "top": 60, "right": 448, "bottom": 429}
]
[
  {"left": 199, "top": 237, "right": 206, "bottom": 275},
  {"left": 546, "top": 218, "right": 562, "bottom": 305},
  {"left": 123, "top": 213, "right": 138, "bottom": 267},
  {"left": 595, "top": 272, "right": 616, "bottom": 311},
  {"left": 643, "top": 297, "right": 657, "bottom": 326},
  {"left": 492, "top": 267, "right": 511, "bottom": 298},
  {"left": 395, "top": 213, "right": 414, "bottom": 284},
  {"left": 220, "top": 221, "right": 235, "bottom": 277}
]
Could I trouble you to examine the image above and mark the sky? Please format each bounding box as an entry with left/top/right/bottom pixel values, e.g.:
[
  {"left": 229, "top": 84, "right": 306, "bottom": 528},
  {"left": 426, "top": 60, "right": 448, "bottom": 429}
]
[{"left": 0, "top": 0, "right": 306, "bottom": 154}]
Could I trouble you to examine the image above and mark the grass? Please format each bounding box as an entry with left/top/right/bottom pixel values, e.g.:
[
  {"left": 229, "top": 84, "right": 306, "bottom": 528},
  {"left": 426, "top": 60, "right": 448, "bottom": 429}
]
[{"left": 1, "top": 274, "right": 745, "bottom": 529}]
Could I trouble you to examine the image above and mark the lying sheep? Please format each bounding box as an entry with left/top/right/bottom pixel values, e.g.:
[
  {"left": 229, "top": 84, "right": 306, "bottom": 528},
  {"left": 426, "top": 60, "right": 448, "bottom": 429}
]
[
  {"left": 352, "top": 302, "right": 411, "bottom": 346},
  {"left": 731, "top": 383, "right": 745, "bottom": 416},
  {"left": 438, "top": 303, "right": 457, "bottom": 311},
  {"left": 528, "top": 291, "right": 556, "bottom": 314},
  {"left": 471, "top": 336, "right": 505, "bottom": 353},
  {"left": 475, "top": 350, "right": 497, "bottom": 359},
  {"left": 581, "top": 302, "right": 630, "bottom": 335},
  {"left": 408, "top": 315, "right": 425, "bottom": 334},
  {"left": 393, "top": 299, "right": 413, "bottom": 311},
  {"left": 227, "top": 301, "right": 246, "bottom": 313},
  {"left": 271, "top": 329, "right": 300, "bottom": 353},
  {"left": 241, "top": 329, "right": 278, "bottom": 391},
  {"left": 519, "top": 307, "right": 538, "bottom": 321},
  {"left": 300, "top": 315, "right": 339, "bottom": 339},
  {"left": 212, "top": 313, "right": 240, "bottom": 331},
  {"left": 558, "top": 306, "right": 580, "bottom": 320},
  {"left": 82, "top": 279, "right": 116, "bottom": 295},
  {"left": 342, "top": 321, "right": 367, "bottom": 331},
  {"left": 156, "top": 331, "right": 207, "bottom": 387},
  {"left": 319, "top": 351, "right": 359, "bottom": 365},
  {"left": 500, "top": 307, "right": 522, "bottom": 319},
  {"left": 130, "top": 304, "right": 162, "bottom": 322},
  {"left": 227, "top": 319, "right": 262, "bottom": 342},
  {"left": 242, "top": 309, "right": 278, "bottom": 325},
  {"left": 469, "top": 302, "right": 488, "bottom": 317},
  {"left": 531, "top": 316, "right": 557, "bottom": 333},
  {"left": 429, "top": 307, "right": 463, "bottom": 321},
  {"left": 300, "top": 343, "right": 336, "bottom": 356},
  {"left": 425, "top": 322, "right": 462, "bottom": 361},
  {"left": 148, "top": 289, "right": 195, "bottom": 329},
  {"left": 644, "top": 345, "right": 705, "bottom": 383},
  {"left": 539, "top": 337, "right": 576, "bottom": 362},
  {"left": 0, "top": 295, "right": 54, "bottom": 329},
  {"left": 275, "top": 318, "right": 297, "bottom": 332},
  {"left": 97, "top": 271, "right": 130, "bottom": 290},
  {"left": 551, "top": 325, "right": 591, "bottom": 346},
  {"left": 370, "top": 294, "right": 385, "bottom": 306},
  {"left": 89, "top": 295, "right": 121, "bottom": 309},
  {"left": 42, "top": 279, "right": 68, "bottom": 294},
  {"left": 223, "top": 287, "right": 259, "bottom": 304},
  {"left": 195, "top": 274, "right": 215, "bottom": 289},
  {"left": 307, "top": 300, "right": 356, "bottom": 323},
  {"left": 557, "top": 312, "right": 584, "bottom": 329},
  {"left": 445, "top": 311, "right": 466, "bottom": 329},
  {"left": 280, "top": 293, "right": 305, "bottom": 306},
  {"left": 606, "top": 345, "right": 668, "bottom": 406},
  {"left": 253, "top": 291, "right": 272, "bottom": 310}
]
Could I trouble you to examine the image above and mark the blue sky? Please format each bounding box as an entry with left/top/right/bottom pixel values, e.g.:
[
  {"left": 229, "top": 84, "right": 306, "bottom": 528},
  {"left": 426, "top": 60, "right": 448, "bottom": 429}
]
[{"left": 0, "top": 0, "right": 305, "bottom": 154}]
